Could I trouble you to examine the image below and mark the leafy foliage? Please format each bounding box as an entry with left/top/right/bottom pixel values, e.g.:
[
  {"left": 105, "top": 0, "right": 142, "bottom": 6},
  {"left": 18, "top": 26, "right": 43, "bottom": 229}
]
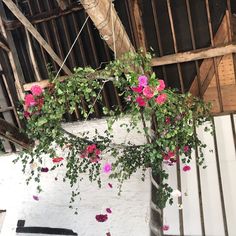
[{"left": 16, "top": 51, "right": 212, "bottom": 209}]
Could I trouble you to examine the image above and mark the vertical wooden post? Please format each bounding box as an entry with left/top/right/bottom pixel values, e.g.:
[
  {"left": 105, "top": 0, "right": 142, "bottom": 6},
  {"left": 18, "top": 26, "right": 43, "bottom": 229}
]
[{"left": 80, "top": 0, "right": 135, "bottom": 58}]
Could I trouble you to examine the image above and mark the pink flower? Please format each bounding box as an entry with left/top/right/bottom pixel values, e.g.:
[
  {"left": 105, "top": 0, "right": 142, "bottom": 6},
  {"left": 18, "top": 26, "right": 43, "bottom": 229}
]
[
  {"left": 143, "top": 86, "right": 154, "bottom": 99},
  {"left": 138, "top": 75, "right": 148, "bottom": 87},
  {"left": 183, "top": 145, "right": 190, "bottom": 153},
  {"left": 87, "top": 144, "right": 96, "bottom": 154},
  {"left": 31, "top": 85, "right": 43, "bottom": 96},
  {"left": 95, "top": 149, "right": 101, "bottom": 155},
  {"left": 156, "top": 80, "right": 165, "bottom": 91},
  {"left": 80, "top": 152, "right": 87, "bottom": 158},
  {"left": 155, "top": 93, "right": 167, "bottom": 105},
  {"left": 103, "top": 163, "right": 112, "bottom": 173},
  {"left": 136, "top": 96, "right": 146, "bottom": 107},
  {"left": 161, "top": 225, "right": 169, "bottom": 231},
  {"left": 95, "top": 214, "right": 108, "bottom": 222},
  {"left": 108, "top": 183, "right": 113, "bottom": 188},
  {"left": 106, "top": 208, "right": 112, "bottom": 214},
  {"left": 183, "top": 165, "right": 191, "bottom": 172},
  {"left": 24, "top": 94, "right": 36, "bottom": 107},
  {"left": 131, "top": 86, "right": 143, "bottom": 93},
  {"left": 52, "top": 157, "right": 64, "bottom": 163}
]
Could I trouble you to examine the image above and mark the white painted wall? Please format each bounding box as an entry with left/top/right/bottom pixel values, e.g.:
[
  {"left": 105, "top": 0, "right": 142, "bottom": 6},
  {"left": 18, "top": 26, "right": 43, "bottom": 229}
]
[
  {"left": 0, "top": 118, "right": 150, "bottom": 236},
  {"left": 0, "top": 115, "right": 235, "bottom": 236}
]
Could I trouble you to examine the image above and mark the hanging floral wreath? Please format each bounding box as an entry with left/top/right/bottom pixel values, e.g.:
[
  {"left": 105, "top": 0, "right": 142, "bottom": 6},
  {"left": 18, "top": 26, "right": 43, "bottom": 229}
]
[{"left": 16, "top": 51, "right": 212, "bottom": 233}]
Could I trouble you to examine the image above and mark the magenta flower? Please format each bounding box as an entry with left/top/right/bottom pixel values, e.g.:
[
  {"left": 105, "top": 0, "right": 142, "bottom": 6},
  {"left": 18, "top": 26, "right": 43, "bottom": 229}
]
[
  {"left": 108, "top": 183, "right": 113, "bottom": 188},
  {"left": 95, "top": 214, "right": 108, "bottom": 222},
  {"left": 41, "top": 167, "right": 49, "bottom": 173},
  {"left": 23, "top": 111, "right": 31, "bottom": 119},
  {"left": 143, "top": 86, "right": 154, "bottom": 99},
  {"left": 30, "top": 85, "right": 43, "bottom": 96},
  {"left": 155, "top": 93, "right": 167, "bottom": 105},
  {"left": 131, "top": 86, "right": 143, "bottom": 93},
  {"left": 161, "top": 225, "right": 169, "bottom": 231},
  {"left": 33, "top": 195, "right": 39, "bottom": 201},
  {"left": 138, "top": 75, "right": 148, "bottom": 87},
  {"left": 103, "top": 163, "right": 112, "bottom": 173},
  {"left": 183, "top": 165, "right": 191, "bottom": 172},
  {"left": 24, "top": 94, "right": 36, "bottom": 107},
  {"left": 156, "top": 80, "right": 165, "bottom": 91},
  {"left": 183, "top": 145, "right": 190, "bottom": 153},
  {"left": 167, "top": 151, "right": 175, "bottom": 158},
  {"left": 136, "top": 96, "right": 146, "bottom": 107}
]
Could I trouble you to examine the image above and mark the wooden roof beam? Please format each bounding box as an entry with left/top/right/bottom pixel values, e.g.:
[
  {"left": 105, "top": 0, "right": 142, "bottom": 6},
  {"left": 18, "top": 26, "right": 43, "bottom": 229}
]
[
  {"left": 80, "top": 0, "right": 135, "bottom": 58},
  {"left": 2, "top": 0, "right": 72, "bottom": 76},
  {"left": 151, "top": 42, "right": 236, "bottom": 67},
  {"left": 56, "top": 0, "right": 70, "bottom": 10},
  {"left": 0, "top": 118, "right": 33, "bottom": 150}
]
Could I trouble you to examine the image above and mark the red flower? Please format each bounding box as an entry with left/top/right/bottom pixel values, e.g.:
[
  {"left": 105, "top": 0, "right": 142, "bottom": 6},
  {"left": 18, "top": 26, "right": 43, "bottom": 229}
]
[
  {"left": 31, "top": 85, "right": 43, "bottom": 96},
  {"left": 95, "top": 214, "right": 108, "bottom": 222},
  {"left": 143, "top": 86, "right": 154, "bottom": 99},
  {"left": 87, "top": 144, "right": 96, "bottom": 153},
  {"left": 52, "top": 157, "right": 64, "bottom": 163},
  {"left": 23, "top": 111, "right": 31, "bottom": 119},
  {"left": 131, "top": 86, "right": 143, "bottom": 93},
  {"left": 165, "top": 117, "right": 171, "bottom": 124},
  {"left": 155, "top": 93, "right": 167, "bottom": 105},
  {"left": 183, "top": 165, "right": 191, "bottom": 172},
  {"left": 156, "top": 80, "right": 165, "bottom": 91},
  {"left": 136, "top": 96, "right": 146, "bottom": 107},
  {"left": 167, "top": 151, "right": 175, "bottom": 158}
]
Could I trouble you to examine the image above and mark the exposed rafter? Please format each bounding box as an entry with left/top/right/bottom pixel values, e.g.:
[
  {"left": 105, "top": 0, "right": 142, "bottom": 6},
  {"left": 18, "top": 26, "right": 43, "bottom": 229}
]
[
  {"left": 2, "top": 0, "right": 72, "bottom": 76},
  {"left": 80, "top": 0, "right": 135, "bottom": 58},
  {"left": 56, "top": 0, "right": 70, "bottom": 10},
  {"left": 0, "top": 118, "right": 33, "bottom": 150}
]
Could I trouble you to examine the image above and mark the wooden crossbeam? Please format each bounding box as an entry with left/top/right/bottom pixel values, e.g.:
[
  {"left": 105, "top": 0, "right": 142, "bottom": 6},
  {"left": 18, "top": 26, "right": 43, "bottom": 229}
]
[
  {"left": 0, "top": 118, "right": 33, "bottom": 150},
  {"left": 151, "top": 42, "right": 236, "bottom": 67},
  {"left": 2, "top": 0, "right": 72, "bottom": 76}
]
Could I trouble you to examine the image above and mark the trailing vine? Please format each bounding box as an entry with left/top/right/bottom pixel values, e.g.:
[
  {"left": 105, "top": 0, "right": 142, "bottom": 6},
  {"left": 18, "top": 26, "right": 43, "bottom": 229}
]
[{"left": 16, "top": 51, "right": 212, "bottom": 215}]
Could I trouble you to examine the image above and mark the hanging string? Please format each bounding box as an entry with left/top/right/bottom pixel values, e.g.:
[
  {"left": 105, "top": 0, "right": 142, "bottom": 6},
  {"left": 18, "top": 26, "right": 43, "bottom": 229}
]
[{"left": 53, "top": 15, "right": 90, "bottom": 82}]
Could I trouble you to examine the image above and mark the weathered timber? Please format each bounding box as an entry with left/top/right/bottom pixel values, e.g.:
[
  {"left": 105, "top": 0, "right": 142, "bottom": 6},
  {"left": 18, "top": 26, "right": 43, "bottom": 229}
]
[
  {"left": 56, "top": 0, "right": 70, "bottom": 10},
  {"left": 151, "top": 42, "right": 236, "bottom": 67},
  {"left": 2, "top": 0, "right": 72, "bottom": 76},
  {"left": 80, "top": 0, "right": 135, "bottom": 58},
  {"left": 0, "top": 118, "right": 33, "bottom": 150}
]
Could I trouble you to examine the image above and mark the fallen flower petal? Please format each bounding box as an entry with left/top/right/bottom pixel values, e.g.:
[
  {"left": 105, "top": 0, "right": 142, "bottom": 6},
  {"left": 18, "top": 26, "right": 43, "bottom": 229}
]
[
  {"left": 106, "top": 208, "right": 112, "bottom": 214},
  {"left": 103, "top": 163, "right": 112, "bottom": 173},
  {"left": 95, "top": 214, "right": 108, "bottom": 222},
  {"left": 52, "top": 157, "right": 64, "bottom": 163},
  {"left": 33, "top": 195, "right": 39, "bottom": 201},
  {"left": 183, "top": 165, "right": 191, "bottom": 172},
  {"left": 106, "top": 232, "right": 111, "bottom": 236},
  {"left": 161, "top": 225, "right": 169, "bottom": 231},
  {"left": 41, "top": 167, "right": 49, "bottom": 173},
  {"left": 108, "top": 183, "right": 113, "bottom": 188}
]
